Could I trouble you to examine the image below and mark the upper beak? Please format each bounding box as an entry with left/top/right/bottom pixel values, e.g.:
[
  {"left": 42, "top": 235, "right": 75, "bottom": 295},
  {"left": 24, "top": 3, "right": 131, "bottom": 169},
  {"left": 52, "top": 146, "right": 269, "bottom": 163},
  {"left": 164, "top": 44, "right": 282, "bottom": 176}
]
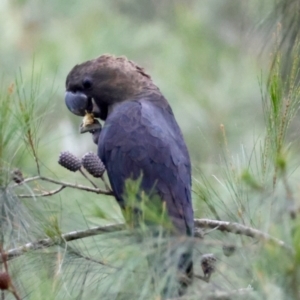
[
  {"left": 65, "top": 91, "right": 102, "bottom": 134},
  {"left": 65, "top": 91, "right": 91, "bottom": 116}
]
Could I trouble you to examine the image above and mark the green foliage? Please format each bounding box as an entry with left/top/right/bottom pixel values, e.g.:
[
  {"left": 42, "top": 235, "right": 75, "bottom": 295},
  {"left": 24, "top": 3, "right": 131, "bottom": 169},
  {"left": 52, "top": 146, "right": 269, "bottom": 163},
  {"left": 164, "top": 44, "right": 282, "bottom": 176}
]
[
  {"left": 123, "top": 177, "right": 172, "bottom": 232},
  {"left": 0, "top": 84, "right": 20, "bottom": 185},
  {"left": 1, "top": 0, "right": 300, "bottom": 299},
  {"left": 194, "top": 38, "right": 300, "bottom": 299}
]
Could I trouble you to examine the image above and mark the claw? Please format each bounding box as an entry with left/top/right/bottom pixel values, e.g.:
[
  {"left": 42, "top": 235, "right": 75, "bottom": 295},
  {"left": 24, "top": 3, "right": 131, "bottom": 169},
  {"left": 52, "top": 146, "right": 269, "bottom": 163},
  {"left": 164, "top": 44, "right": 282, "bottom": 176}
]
[{"left": 80, "top": 113, "right": 102, "bottom": 134}]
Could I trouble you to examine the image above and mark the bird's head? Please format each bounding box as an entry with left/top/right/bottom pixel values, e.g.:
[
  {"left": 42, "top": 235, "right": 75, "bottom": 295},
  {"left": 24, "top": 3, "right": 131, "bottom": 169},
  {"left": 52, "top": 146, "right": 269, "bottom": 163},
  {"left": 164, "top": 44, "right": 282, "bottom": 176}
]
[{"left": 65, "top": 54, "right": 155, "bottom": 132}]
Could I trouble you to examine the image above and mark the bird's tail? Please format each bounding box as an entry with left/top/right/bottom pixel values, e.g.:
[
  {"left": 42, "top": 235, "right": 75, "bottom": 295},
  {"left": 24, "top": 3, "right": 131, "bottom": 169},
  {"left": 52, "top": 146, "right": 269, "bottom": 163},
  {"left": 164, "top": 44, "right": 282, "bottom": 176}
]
[
  {"left": 178, "top": 250, "right": 193, "bottom": 295},
  {"left": 148, "top": 239, "right": 193, "bottom": 298}
]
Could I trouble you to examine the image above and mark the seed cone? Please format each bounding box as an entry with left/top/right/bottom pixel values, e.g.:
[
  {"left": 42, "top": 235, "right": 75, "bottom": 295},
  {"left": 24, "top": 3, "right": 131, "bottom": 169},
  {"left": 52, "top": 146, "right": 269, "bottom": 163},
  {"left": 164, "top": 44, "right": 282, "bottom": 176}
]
[
  {"left": 58, "top": 151, "right": 81, "bottom": 172},
  {"left": 201, "top": 254, "right": 216, "bottom": 278},
  {"left": 11, "top": 169, "right": 24, "bottom": 184},
  {"left": 0, "top": 272, "right": 11, "bottom": 290},
  {"left": 82, "top": 152, "right": 105, "bottom": 178}
]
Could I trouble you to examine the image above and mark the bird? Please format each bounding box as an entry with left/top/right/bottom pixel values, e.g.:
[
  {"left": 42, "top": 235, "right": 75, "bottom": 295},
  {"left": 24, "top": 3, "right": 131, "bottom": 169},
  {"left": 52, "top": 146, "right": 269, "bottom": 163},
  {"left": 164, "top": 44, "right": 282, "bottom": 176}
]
[{"left": 65, "top": 55, "right": 194, "bottom": 296}]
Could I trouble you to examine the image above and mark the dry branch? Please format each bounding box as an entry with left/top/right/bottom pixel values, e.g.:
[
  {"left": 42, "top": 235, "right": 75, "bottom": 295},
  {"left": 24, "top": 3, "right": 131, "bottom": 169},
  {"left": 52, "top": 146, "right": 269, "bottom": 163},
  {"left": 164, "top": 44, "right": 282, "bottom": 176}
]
[
  {"left": 168, "top": 287, "right": 254, "bottom": 300},
  {"left": 2, "top": 218, "right": 291, "bottom": 263},
  {"left": 194, "top": 218, "right": 292, "bottom": 250},
  {"left": 13, "top": 175, "right": 114, "bottom": 196},
  {"left": 4, "top": 223, "right": 124, "bottom": 262},
  {"left": 18, "top": 186, "right": 66, "bottom": 198},
  {"left": 39, "top": 176, "right": 113, "bottom": 195}
]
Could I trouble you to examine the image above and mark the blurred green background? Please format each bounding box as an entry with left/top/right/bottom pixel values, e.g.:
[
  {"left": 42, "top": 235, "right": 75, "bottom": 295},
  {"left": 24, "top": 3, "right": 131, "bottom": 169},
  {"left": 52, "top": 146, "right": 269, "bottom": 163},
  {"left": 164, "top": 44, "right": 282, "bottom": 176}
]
[
  {"left": 0, "top": 0, "right": 272, "bottom": 167},
  {"left": 1, "top": 0, "right": 277, "bottom": 225},
  {"left": 1, "top": 0, "right": 300, "bottom": 299}
]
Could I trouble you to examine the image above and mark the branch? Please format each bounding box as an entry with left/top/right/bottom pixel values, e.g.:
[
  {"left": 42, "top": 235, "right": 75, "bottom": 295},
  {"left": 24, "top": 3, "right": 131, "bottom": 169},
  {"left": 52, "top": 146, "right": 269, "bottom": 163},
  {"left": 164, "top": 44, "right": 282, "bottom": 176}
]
[
  {"left": 168, "top": 287, "right": 254, "bottom": 300},
  {"left": 13, "top": 175, "right": 114, "bottom": 196},
  {"left": 18, "top": 186, "right": 66, "bottom": 198},
  {"left": 12, "top": 176, "right": 40, "bottom": 186},
  {"left": 39, "top": 176, "right": 113, "bottom": 195},
  {"left": 79, "top": 169, "right": 113, "bottom": 193},
  {"left": 195, "top": 218, "right": 292, "bottom": 251},
  {"left": 3, "top": 223, "right": 124, "bottom": 262},
  {"left": 2, "top": 219, "right": 292, "bottom": 263},
  {"left": 100, "top": 175, "right": 113, "bottom": 193},
  {"left": 79, "top": 169, "right": 98, "bottom": 189},
  {"left": 194, "top": 274, "right": 210, "bottom": 283}
]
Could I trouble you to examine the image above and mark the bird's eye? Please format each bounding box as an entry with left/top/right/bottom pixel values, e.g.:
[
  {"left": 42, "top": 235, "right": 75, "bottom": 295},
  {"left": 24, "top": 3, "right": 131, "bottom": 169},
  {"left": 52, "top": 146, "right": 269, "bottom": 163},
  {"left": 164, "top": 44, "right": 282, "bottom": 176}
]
[{"left": 82, "top": 78, "right": 92, "bottom": 89}]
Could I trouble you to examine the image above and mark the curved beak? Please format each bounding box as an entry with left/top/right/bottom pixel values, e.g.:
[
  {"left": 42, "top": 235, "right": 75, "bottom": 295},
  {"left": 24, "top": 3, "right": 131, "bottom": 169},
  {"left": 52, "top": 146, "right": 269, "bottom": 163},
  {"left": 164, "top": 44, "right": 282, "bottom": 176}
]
[
  {"left": 65, "top": 91, "right": 102, "bottom": 134},
  {"left": 65, "top": 91, "right": 91, "bottom": 116}
]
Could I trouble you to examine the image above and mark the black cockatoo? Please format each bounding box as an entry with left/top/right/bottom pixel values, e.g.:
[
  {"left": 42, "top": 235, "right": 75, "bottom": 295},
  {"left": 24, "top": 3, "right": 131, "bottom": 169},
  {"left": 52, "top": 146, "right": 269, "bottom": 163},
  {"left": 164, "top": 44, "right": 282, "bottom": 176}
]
[{"left": 65, "top": 55, "right": 194, "bottom": 295}]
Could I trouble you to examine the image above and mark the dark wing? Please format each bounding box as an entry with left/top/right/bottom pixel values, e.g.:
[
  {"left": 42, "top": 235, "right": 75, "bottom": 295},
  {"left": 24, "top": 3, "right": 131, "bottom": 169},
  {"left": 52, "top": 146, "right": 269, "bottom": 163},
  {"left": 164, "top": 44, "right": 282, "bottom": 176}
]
[{"left": 98, "top": 98, "right": 193, "bottom": 236}]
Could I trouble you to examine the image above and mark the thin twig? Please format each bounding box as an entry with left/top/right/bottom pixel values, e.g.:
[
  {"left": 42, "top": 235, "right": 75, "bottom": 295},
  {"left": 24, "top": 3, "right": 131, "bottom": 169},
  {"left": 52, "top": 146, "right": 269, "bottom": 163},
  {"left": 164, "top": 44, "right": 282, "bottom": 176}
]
[
  {"left": 10, "top": 290, "right": 21, "bottom": 300},
  {"left": 194, "top": 273, "right": 209, "bottom": 283},
  {"left": 11, "top": 176, "right": 40, "bottom": 187},
  {"left": 12, "top": 175, "right": 114, "bottom": 196},
  {"left": 100, "top": 175, "right": 113, "bottom": 193},
  {"left": 3, "top": 223, "right": 125, "bottom": 262},
  {"left": 39, "top": 176, "right": 113, "bottom": 195},
  {"left": 27, "top": 131, "right": 40, "bottom": 176},
  {"left": 79, "top": 169, "right": 98, "bottom": 189},
  {"left": 0, "top": 245, "right": 21, "bottom": 300},
  {"left": 167, "top": 287, "right": 254, "bottom": 300},
  {"left": 282, "top": 172, "right": 297, "bottom": 219},
  {"left": 79, "top": 167, "right": 113, "bottom": 193},
  {"left": 18, "top": 186, "right": 66, "bottom": 198},
  {"left": 0, "top": 246, "right": 8, "bottom": 273}
]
